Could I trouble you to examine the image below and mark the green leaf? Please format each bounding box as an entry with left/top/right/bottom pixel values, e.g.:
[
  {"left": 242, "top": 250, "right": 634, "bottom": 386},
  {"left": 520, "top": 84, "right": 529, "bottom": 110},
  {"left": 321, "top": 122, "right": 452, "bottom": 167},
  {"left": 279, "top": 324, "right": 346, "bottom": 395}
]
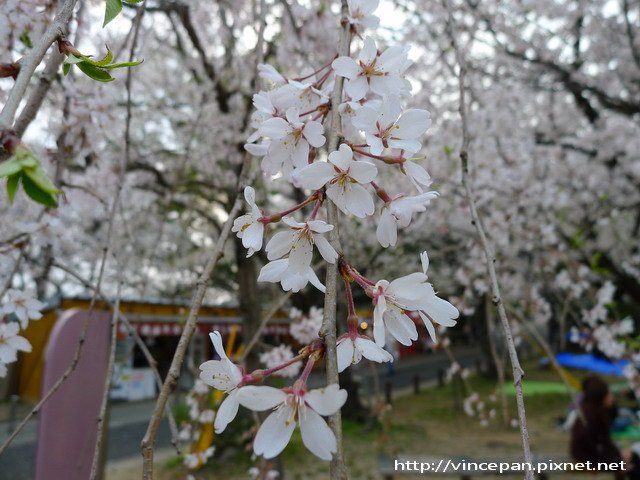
[
  {"left": 0, "top": 158, "right": 23, "bottom": 178},
  {"left": 63, "top": 63, "right": 71, "bottom": 76},
  {"left": 77, "top": 62, "right": 114, "bottom": 82},
  {"left": 93, "top": 48, "right": 114, "bottom": 66},
  {"left": 23, "top": 166, "right": 60, "bottom": 194},
  {"left": 65, "top": 55, "right": 86, "bottom": 65},
  {"left": 101, "top": 59, "right": 144, "bottom": 69},
  {"left": 21, "top": 175, "right": 58, "bottom": 207},
  {"left": 104, "top": 0, "right": 123, "bottom": 27},
  {"left": 6, "top": 173, "right": 21, "bottom": 203}
]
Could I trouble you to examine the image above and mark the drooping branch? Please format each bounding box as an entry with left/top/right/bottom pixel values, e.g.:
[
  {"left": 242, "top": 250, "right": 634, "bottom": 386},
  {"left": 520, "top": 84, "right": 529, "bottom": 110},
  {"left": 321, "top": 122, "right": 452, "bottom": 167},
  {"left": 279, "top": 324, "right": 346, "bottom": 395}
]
[
  {"left": 319, "top": 1, "right": 351, "bottom": 479},
  {"left": 444, "top": 2, "right": 534, "bottom": 477}
]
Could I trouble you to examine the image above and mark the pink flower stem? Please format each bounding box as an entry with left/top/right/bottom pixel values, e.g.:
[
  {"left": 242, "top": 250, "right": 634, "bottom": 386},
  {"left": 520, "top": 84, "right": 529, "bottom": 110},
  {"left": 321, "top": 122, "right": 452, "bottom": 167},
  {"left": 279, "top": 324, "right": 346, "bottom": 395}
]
[
  {"left": 308, "top": 195, "right": 324, "bottom": 220},
  {"left": 314, "top": 68, "right": 333, "bottom": 89},
  {"left": 292, "top": 57, "right": 336, "bottom": 82},
  {"left": 260, "top": 194, "right": 318, "bottom": 223},
  {"left": 351, "top": 147, "right": 405, "bottom": 165},
  {"left": 296, "top": 356, "right": 316, "bottom": 387},
  {"left": 261, "top": 352, "right": 308, "bottom": 378},
  {"left": 343, "top": 278, "right": 359, "bottom": 336}
]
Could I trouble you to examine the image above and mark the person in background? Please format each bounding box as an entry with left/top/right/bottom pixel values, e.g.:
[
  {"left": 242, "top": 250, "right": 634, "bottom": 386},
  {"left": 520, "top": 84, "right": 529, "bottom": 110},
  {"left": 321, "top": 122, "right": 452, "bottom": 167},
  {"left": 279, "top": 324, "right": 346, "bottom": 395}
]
[{"left": 570, "top": 375, "right": 640, "bottom": 479}]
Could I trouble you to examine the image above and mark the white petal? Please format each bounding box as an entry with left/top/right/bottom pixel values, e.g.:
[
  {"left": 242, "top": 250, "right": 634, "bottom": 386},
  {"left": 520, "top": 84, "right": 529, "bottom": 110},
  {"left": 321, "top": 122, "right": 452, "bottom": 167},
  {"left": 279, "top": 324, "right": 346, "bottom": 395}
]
[
  {"left": 419, "top": 311, "right": 438, "bottom": 343},
  {"left": 355, "top": 337, "right": 394, "bottom": 363},
  {"left": 291, "top": 139, "right": 310, "bottom": 170},
  {"left": 266, "top": 229, "right": 296, "bottom": 260},
  {"left": 352, "top": 106, "right": 378, "bottom": 132},
  {"left": 359, "top": 36, "right": 378, "bottom": 64},
  {"left": 365, "top": 134, "right": 384, "bottom": 156},
  {"left": 304, "top": 384, "right": 347, "bottom": 415},
  {"left": 299, "top": 407, "right": 337, "bottom": 461},
  {"left": 420, "top": 251, "right": 430, "bottom": 275},
  {"left": 328, "top": 144, "right": 353, "bottom": 170},
  {"left": 258, "top": 259, "right": 289, "bottom": 283},
  {"left": 303, "top": 121, "right": 326, "bottom": 148},
  {"left": 288, "top": 237, "right": 314, "bottom": 274},
  {"left": 307, "top": 267, "right": 326, "bottom": 293},
  {"left": 376, "top": 208, "right": 397, "bottom": 248},
  {"left": 395, "top": 109, "right": 431, "bottom": 138},
  {"left": 253, "top": 407, "right": 296, "bottom": 459},
  {"left": 237, "top": 386, "right": 287, "bottom": 411},
  {"left": 377, "top": 45, "right": 409, "bottom": 72},
  {"left": 424, "top": 297, "right": 460, "bottom": 327},
  {"left": 336, "top": 339, "right": 355, "bottom": 373},
  {"left": 307, "top": 220, "right": 334, "bottom": 233},
  {"left": 373, "top": 296, "right": 387, "bottom": 346},
  {"left": 332, "top": 57, "right": 359, "bottom": 79},
  {"left": 209, "top": 331, "right": 228, "bottom": 360},
  {"left": 345, "top": 77, "right": 369, "bottom": 102},
  {"left": 260, "top": 117, "right": 290, "bottom": 139},
  {"left": 292, "top": 162, "right": 334, "bottom": 190},
  {"left": 199, "top": 360, "right": 237, "bottom": 390},
  {"left": 242, "top": 223, "right": 264, "bottom": 254},
  {"left": 313, "top": 234, "right": 338, "bottom": 263},
  {"left": 369, "top": 75, "right": 405, "bottom": 96},
  {"left": 348, "top": 160, "right": 378, "bottom": 184},
  {"left": 214, "top": 392, "right": 240, "bottom": 433},
  {"left": 343, "top": 183, "right": 374, "bottom": 218},
  {"left": 384, "top": 309, "right": 418, "bottom": 346}
]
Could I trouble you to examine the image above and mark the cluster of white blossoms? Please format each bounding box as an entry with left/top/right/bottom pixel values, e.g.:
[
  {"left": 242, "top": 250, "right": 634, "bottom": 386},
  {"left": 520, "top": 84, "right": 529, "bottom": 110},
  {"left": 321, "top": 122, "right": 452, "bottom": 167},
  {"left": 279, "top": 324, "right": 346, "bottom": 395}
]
[
  {"left": 0, "top": 289, "right": 44, "bottom": 377},
  {"left": 202, "top": 0, "right": 460, "bottom": 462}
]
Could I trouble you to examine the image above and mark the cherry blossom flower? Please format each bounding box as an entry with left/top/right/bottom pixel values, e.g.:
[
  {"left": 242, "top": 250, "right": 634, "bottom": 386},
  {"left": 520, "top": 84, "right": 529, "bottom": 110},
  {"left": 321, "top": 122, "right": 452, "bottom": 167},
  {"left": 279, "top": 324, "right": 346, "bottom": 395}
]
[
  {"left": 292, "top": 144, "right": 378, "bottom": 217},
  {"left": 376, "top": 192, "right": 438, "bottom": 248},
  {"left": 336, "top": 334, "right": 393, "bottom": 372},
  {"left": 352, "top": 95, "right": 432, "bottom": 156},
  {"left": 258, "top": 108, "right": 326, "bottom": 175},
  {"left": 0, "top": 322, "right": 32, "bottom": 372},
  {"left": 371, "top": 274, "right": 427, "bottom": 346},
  {"left": 237, "top": 384, "right": 347, "bottom": 460},
  {"left": 258, "top": 258, "right": 327, "bottom": 293},
  {"left": 264, "top": 218, "right": 338, "bottom": 272},
  {"left": 232, "top": 187, "right": 265, "bottom": 257},
  {"left": 198, "top": 331, "right": 244, "bottom": 433},
  {"left": 332, "top": 36, "right": 410, "bottom": 101},
  {"left": 1, "top": 289, "right": 44, "bottom": 329},
  {"left": 347, "top": 0, "right": 380, "bottom": 30},
  {"left": 415, "top": 251, "right": 460, "bottom": 342}
]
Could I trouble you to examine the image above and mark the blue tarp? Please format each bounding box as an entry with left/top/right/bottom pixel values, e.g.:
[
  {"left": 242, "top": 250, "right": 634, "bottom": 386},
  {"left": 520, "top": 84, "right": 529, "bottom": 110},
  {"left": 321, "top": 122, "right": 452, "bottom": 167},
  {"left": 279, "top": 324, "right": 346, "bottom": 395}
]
[{"left": 554, "top": 352, "right": 629, "bottom": 377}]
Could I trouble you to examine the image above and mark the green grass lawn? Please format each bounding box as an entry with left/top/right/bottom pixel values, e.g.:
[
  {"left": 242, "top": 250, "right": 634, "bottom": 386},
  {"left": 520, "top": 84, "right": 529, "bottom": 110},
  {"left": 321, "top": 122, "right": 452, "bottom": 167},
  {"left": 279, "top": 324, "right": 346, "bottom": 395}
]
[{"left": 158, "top": 361, "right": 629, "bottom": 479}]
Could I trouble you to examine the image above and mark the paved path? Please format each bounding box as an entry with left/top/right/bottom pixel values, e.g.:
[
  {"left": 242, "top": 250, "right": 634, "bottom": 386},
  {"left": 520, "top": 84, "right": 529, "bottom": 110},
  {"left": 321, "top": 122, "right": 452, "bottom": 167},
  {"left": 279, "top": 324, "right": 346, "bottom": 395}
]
[{"left": 0, "top": 347, "right": 481, "bottom": 479}]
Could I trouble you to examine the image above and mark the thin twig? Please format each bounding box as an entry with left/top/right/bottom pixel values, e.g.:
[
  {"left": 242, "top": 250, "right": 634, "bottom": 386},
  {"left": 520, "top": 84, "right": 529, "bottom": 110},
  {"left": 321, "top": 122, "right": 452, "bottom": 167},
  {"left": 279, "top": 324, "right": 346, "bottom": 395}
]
[
  {"left": 443, "top": 2, "right": 534, "bottom": 477},
  {"left": 140, "top": 163, "right": 253, "bottom": 479},
  {"left": 485, "top": 296, "right": 509, "bottom": 423},
  {"left": 89, "top": 271, "right": 122, "bottom": 480},
  {"left": 319, "top": 2, "right": 350, "bottom": 478}
]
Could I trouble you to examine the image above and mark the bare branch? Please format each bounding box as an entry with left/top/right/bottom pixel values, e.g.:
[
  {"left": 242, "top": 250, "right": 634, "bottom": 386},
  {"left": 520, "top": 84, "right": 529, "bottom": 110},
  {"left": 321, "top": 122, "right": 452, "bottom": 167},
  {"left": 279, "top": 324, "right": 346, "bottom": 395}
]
[
  {"left": 443, "top": 2, "right": 534, "bottom": 477},
  {"left": 0, "top": 0, "right": 77, "bottom": 129},
  {"left": 319, "top": 2, "right": 351, "bottom": 478}
]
